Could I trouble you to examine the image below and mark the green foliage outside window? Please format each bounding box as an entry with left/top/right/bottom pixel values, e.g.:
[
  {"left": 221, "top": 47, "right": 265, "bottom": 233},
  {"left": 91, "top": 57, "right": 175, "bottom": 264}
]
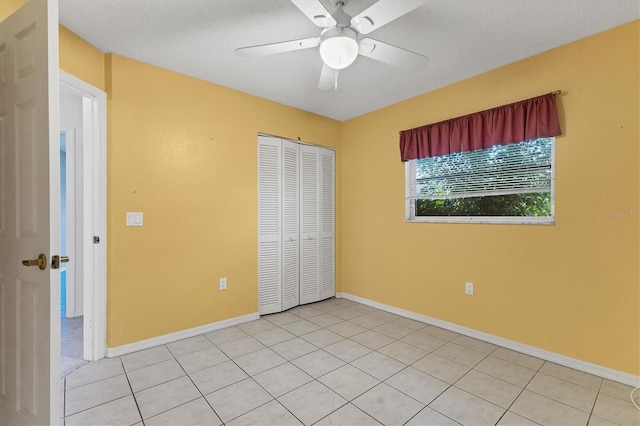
[{"left": 416, "top": 192, "right": 551, "bottom": 216}]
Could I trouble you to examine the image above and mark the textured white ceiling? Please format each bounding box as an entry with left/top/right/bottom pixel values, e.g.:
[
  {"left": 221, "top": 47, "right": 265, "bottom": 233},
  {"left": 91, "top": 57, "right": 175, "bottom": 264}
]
[{"left": 58, "top": 0, "right": 639, "bottom": 121}]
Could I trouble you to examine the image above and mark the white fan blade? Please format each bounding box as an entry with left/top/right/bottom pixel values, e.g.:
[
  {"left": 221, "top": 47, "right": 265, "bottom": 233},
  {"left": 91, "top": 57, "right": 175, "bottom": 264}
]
[
  {"left": 358, "top": 38, "right": 428, "bottom": 70},
  {"left": 236, "top": 37, "right": 320, "bottom": 57},
  {"left": 318, "top": 64, "right": 339, "bottom": 90},
  {"left": 291, "top": 0, "right": 337, "bottom": 28},
  {"left": 351, "top": 0, "right": 427, "bottom": 34}
]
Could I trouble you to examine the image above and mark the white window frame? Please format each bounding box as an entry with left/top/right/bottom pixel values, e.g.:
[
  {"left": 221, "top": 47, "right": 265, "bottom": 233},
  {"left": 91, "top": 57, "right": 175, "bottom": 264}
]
[{"left": 405, "top": 139, "right": 555, "bottom": 225}]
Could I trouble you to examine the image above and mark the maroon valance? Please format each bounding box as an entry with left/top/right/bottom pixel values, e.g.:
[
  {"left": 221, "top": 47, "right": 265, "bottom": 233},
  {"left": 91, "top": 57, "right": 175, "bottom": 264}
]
[{"left": 399, "top": 92, "right": 561, "bottom": 162}]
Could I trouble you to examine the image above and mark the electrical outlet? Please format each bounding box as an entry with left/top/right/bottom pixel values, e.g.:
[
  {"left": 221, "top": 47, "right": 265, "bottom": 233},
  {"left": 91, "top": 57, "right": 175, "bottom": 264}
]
[
  {"left": 219, "top": 277, "right": 227, "bottom": 290},
  {"left": 465, "top": 282, "right": 474, "bottom": 295}
]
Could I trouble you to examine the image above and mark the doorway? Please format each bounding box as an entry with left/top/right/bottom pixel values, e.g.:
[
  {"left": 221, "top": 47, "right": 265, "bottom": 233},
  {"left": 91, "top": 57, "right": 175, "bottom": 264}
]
[
  {"left": 59, "top": 127, "right": 87, "bottom": 375},
  {"left": 59, "top": 70, "right": 107, "bottom": 373}
]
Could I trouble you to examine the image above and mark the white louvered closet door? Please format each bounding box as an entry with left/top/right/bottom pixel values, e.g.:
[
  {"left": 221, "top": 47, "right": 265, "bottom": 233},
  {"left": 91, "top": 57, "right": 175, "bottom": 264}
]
[
  {"left": 281, "top": 140, "right": 300, "bottom": 310},
  {"left": 258, "top": 136, "right": 282, "bottom": 315},
  {"left": 319, "top": 148, "right": 336, "bottom": 300},
  {"left": 299, "top": 145, "right": 321, "bottom": 305}
]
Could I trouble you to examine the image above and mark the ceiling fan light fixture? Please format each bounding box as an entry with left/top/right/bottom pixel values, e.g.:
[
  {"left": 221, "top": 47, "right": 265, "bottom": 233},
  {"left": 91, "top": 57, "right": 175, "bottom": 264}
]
[{"left": 319, "top": 27, "right": 359, "bottom": 70}]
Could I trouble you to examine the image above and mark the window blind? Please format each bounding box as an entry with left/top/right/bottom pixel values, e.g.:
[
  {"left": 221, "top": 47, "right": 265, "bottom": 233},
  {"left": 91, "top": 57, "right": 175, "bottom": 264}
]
[{"left": 412, "top": 138, "right": 552, "bottom": 200}]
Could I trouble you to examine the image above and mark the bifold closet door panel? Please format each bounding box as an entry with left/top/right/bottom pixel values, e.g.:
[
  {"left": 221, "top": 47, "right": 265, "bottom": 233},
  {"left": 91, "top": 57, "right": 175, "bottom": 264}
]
[
  {"left": 258, "top": 136, "right": 282, "bottom": 315},
  {"left": 299, "top": 145, "right": 321, "bottom": 305},
  {"left": 258, "top": 136, "right": 335, "bottom": 313},
  {"left": 320, "top": 148, "right": 336, "bottom": 300},
  {"left": 281, "top": 140, "right": 300, "bottom": 311}
]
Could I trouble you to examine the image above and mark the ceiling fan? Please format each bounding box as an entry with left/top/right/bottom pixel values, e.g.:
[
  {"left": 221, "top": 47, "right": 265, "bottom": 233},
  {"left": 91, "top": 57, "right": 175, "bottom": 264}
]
[{"left": 235, "top": 0, "right": 429, "bottom": 90}]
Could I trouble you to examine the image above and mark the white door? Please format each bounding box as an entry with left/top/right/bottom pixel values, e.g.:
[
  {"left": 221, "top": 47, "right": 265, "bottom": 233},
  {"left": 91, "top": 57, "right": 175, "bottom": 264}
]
[
  {"left": 257, "top": 136, "right": 282, "bottom": 314},
  {"left": 0, "top": 0, "right": 60, "bottom": 424},
  {"left": 281, "top": 140, "right": 299, "bottom": 310},
  {"left": 319, "top": 148, "right": 335, "bottom": 300},
  {"left": 299, "top": 145, "right": 320, "bottom": 304}
]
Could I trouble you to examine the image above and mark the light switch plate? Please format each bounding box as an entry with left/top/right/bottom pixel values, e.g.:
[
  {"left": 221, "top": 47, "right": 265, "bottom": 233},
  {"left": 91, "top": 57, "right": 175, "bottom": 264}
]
[
  {"left": 126, "top": 212, "right": 144, "bottom": 227},
  {"left": 465, "top": 282, "right": 474, "bottom": 295}
]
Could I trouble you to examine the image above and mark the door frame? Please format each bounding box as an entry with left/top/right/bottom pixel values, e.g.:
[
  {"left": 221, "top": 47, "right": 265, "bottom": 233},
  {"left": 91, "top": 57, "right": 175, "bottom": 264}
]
[{"left": 59, "top": 70, "right": 107, "bottom": 361}]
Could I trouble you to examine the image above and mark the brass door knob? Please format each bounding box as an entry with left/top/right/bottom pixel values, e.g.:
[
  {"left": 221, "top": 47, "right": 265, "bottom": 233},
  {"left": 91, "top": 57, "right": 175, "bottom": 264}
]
[{"left": 22, "top": 254, "right": 47, "bottom": 270}]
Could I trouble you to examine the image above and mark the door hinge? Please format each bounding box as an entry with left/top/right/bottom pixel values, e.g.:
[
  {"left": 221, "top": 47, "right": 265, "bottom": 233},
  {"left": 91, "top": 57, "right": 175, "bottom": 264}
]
[{"left": 93, "top": 236, "right": 100, "bottom": 244}]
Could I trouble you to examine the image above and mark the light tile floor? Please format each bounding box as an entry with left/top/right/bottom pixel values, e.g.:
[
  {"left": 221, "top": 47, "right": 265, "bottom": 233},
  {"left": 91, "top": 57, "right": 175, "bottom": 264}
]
[
  {"left": 62, "top": 298, "right": 640, "bottom": 426},
  {"left": 62, "top": 316, "right": 89, "bottom": 377}
]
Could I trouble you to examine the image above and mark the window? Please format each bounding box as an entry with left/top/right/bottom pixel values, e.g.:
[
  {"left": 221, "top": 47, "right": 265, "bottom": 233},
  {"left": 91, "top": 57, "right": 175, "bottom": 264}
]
[{"left": 405, "top": 138, "right": 554, "bottom": 224}]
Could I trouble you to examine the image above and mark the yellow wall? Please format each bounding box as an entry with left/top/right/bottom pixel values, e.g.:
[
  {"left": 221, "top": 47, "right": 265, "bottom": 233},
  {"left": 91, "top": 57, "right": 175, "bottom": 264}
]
[
  {"left": 105, "top": 54, "right": 342, "bottom": 346},
  {"left": 0, "top": 0, "right": 24, "bottom": 20},
  {"left": 59, "top": 26, "right": 105, "bottom": 91},
  {"left": 341, "top": 21, "right": 639, "bottom": 375}
]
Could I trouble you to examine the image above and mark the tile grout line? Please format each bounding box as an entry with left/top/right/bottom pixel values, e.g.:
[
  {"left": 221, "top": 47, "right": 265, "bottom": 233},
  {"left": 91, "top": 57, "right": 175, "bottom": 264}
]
[
  {"left": 227, "top": 311, "right": 366, "bottom": 424},
  {"left": 337, "top": 320, "right": 543, "bottom": 425},
  {"left": 497, "top": 358, "right": 548, "bottom": 425},
  {"left": 194, "top": 326, "right": 304, "bottom": 425},
  {"left": 119, "top": 355, "right": 146, "bottom": 425},
  {"left": 130, "top": 339, "right": 248, "bottom": 423},
  {"left": 405, "top": 345, "right": 496, "bottom": 424},
  {"left": 227, "top": 308, "right": 352, "bottom": 424},
  {"left": 62, "top": 359, "right": 138, "bottom": 421},
  {"left": 338, "top": 342, "right": 430, "bottom": 425},
  {"left": 426, "top": 344, "right": 501, "bottom": 420},
  {"left": 585, "top": 378, "right": 606, "bottom": 426},
  {"left": 169, "top": 344, "right": 226, "bottom": 426},
  {"left": 522, "top": 373, "right": 604, "bottom": 415},
  {"left": 341, "top": 342, "right": 435, "bottom": 416},
  {"left": 62, "top": 370, "right": 132, "bottom": 419},
  {"left": 63, "top": 394, "right": 136, "bottom": 423}
]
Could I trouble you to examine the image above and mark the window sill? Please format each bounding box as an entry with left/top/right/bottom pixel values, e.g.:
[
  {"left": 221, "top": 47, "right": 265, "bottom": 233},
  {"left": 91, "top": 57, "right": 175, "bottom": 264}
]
[{"left": 406, "top": 216, "right": 555, "bottom": 225}]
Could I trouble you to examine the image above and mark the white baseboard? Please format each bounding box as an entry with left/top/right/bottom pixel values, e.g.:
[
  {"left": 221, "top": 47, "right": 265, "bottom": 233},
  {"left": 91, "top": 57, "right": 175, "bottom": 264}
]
[
  {"left": 106, "top": 312, "right": 260, "bottom": 358},
  {"left": 336, "top": 292, "right": 639, "bottom": 387}
]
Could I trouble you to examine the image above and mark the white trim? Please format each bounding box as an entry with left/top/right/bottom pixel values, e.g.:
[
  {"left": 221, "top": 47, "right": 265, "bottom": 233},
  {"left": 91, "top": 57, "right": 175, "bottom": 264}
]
[
  {"left": 93, "top": 83, "right": 108, "bottom": 361},
  {"left": 105, "top": 312, "right": 260, "bottom": 358},
  {"left": 336, "top": 292, "right": 640, "bottom": 387},
  {"left": 80, "top": 95, "right": 93, "bottom": 358},
  {"left": 550, "top": 138, "right": 556, "bottom": 219},
  {"left": 406, "top": 216, "right": 554, "bottom": 225},
  {"left": 59, "top": 70, "right": 107, "bottom": 361}
]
